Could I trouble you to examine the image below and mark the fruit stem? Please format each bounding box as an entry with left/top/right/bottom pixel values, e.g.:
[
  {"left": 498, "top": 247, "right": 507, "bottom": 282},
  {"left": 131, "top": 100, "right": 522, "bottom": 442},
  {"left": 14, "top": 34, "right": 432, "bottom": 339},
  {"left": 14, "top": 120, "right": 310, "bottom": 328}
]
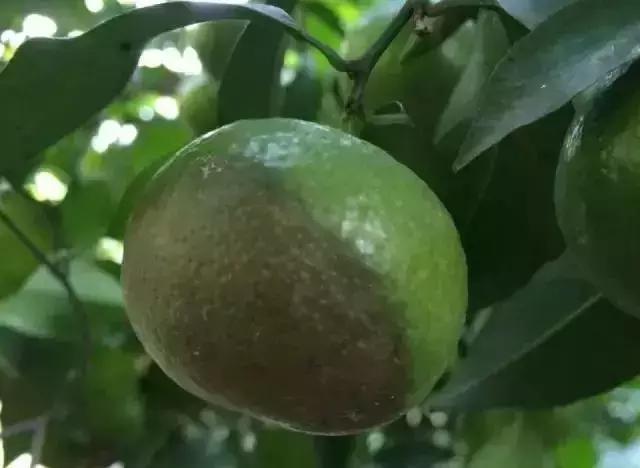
[{"left": 344, "top": 1, "right": 414, "bottom": 118}]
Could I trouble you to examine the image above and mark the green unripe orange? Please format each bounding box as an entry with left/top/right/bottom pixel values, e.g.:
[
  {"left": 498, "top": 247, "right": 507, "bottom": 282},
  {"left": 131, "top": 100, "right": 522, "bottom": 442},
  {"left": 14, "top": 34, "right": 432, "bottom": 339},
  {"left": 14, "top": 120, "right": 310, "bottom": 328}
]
[
  {"left": 179, "top": 77, "right": 219, "bottom": 136},
  {"left": 555, "top": 63, "right": 640, "bottom": 317},
  {"left": 122, "top": 118, "right": 467, "bottom": 434}
]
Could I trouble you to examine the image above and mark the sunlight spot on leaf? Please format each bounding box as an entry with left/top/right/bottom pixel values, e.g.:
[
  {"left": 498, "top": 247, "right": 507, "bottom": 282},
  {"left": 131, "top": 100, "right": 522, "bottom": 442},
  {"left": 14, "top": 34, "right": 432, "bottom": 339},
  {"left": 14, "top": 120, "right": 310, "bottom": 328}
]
[
  {"left": 280, "top": 68, "right": 296, "bottom": 87},
  {"left": 0, "top": 30, "right": 26, "bottom": 48},
  {"left": 432, "top": 429, "right": 452, "bottom": 448},
  {"left": 27, "top": 169, "right": 68, "bottom": 203},
  {"left": 428, "top": 411, "right": 449, "bottom": 428},
  {"left": 241, "top": 432, "right": 257, "bottom": 452},
  {"left": 161, "top": 46, "right": 183, "bottom": 73},
  {"left": 366, "top": 431, "right": 385, "bottom": 453},
  {"left": 118, "top": 123, "right": 138, "bottom": 146},
  {"left": 67, "top": 30, "right": 84, "bottom": 38},
  {"left": 22, "top": 14, "right": 57, "bottom": 38},
  {"left": 138, "top": 105, "right": 155, "bottom": 121},
  {"left": 405, "top": 406, "right": 423, "bottom": 427},
  {"left": 138, "top": 48, "right": 163, "bottom": 68},
  {"left": 182, "top": 46, "right": 203, "bottom": 75},
  {"left": 154, "top": 96, "right": 180, "bottom": 120},
  {"left": 96, "top": 237, "right": 124, "bottom": 264},
  {"left": 91, "top": 119, "right": 122, "bottom": 153},
  {"left": 84, "top": 0, "right": 105, "bottom": 14}
]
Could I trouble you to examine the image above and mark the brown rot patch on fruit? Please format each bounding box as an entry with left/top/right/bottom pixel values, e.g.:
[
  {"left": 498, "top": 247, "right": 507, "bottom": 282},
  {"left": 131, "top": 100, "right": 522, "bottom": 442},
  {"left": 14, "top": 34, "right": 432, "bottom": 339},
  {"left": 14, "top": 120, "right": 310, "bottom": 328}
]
[{"left": 123, "top": 152, "right": 411, "bottom": 434}]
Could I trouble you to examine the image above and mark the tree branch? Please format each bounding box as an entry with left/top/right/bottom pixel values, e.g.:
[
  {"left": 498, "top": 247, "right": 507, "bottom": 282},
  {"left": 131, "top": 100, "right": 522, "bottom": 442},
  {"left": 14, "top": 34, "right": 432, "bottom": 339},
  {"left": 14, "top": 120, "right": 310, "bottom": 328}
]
[
  {"left": 344, "top": 1, "right": 414, "bottom": 117},
  {"left": 0, "top": 207, "right": 90, "bottom": 377}
]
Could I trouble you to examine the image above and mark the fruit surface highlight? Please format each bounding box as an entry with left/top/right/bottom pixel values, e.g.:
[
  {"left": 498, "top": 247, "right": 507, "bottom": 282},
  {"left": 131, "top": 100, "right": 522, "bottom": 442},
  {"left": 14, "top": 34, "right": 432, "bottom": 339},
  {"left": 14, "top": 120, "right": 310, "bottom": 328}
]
[{"left": 122, "top": 118, "right": 467, "bottom": 434}]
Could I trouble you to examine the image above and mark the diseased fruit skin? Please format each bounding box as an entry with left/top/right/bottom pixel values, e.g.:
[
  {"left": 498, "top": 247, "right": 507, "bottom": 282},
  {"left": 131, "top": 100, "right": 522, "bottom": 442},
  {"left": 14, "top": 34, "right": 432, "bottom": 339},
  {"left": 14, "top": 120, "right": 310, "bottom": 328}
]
[
  {"left": 122, "top": 118, "right": 467, "bottom": 434},
  {"left": 555, "top": 63, "right": 640, "bottom": 318}
]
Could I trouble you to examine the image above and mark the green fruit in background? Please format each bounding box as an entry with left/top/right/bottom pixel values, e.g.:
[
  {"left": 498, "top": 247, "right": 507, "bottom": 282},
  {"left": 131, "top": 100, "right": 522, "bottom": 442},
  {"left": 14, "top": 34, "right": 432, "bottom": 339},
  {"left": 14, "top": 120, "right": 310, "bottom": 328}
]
[
  {"left": 122, "top": 118, "right": 467, "bottom": 434},
  {"left": 0, "top": 191, "right": 52, "bottom": 298},
  {"left": 341, "top": 1, "right": 478, "bottom": 218},
  {"left": 192, "top": 21, "right": 245, "bottom": 81},
  {"left": 343, "top": 5, "right": 567, "bottom": 310},
  {"left": 555, "top": 61, "right": 640, "bottom": 318},
  {"left": 179, "top": 77, "right": 219, "bottom": 136}
]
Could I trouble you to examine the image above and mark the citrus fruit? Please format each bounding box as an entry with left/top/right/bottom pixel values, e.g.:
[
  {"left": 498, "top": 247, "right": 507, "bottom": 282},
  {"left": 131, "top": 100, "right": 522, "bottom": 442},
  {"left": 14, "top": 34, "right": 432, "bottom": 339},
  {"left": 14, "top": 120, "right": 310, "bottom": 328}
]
[
  {"left": 122, "top": 118, "right": 467, "bottom": 434},
  {"left": 179, "top": 77, "right": 219, "bottom": 136},
  {"left": 555, "top": 62, "right": 640, "bottom": 317}
]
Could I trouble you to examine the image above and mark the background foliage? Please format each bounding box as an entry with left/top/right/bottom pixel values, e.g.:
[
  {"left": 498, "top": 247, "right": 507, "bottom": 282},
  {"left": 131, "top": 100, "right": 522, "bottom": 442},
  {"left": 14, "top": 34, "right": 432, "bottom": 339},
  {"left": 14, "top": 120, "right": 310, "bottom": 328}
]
[{"left": 1, "top": 0, "right": 640, "bottom": 467}]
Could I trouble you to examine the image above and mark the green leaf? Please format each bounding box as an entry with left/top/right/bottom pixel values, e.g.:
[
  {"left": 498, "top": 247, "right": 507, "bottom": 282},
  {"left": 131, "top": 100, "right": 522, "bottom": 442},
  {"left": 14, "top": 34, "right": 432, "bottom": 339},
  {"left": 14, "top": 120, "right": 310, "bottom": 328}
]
[
  {"left": 281, "top": 58, "right": 324, "bottom": 122},
  {"left": 454, "top": 0, "right": 640, "bottom": 170},
  {"left": 466, "top": 413, "right": 553, "bottom": 468},
  {"left": 0, "top": 1, "right": 343, "bottom": 180},
  {"left": 80, "top": 119, "right": 193, "bottom": 199},
  {"left": 249, "top": 430, "right": 320, "bottom": 468},
  {"left": 496, "top": 0, "right": 580, "bottom": 29},
  {"left": 219, "top": 0, "right": 298, "bottom": 124},
  {"left": 463, "top": 107, "right": 569, "bottom": 310},
  {"left": 431, "top": 256, "right": 640, "bottom": 411},
  {"left": 435, "top": 10, "right": 509, "bottom": 142},
  {"left": 108, "top": 150, "right": 175, "bottom": 240},
  {"left": 555, "top": 437, "right": 597, "bottom": 468},
  {"left": 81, "top": 347, "right": 144, "bottom": 445},
  {"left": 314, "top": 436, "right": 354, "bottom": 468},
  {"left": 0, "top": 192, "right": 52, "bottom": 299},
  {"left": 0, "top": 260, "right": 124, "bottom": 340},
  {"left": 0, "top": 0, "right": 95, "bottom": 31},
  {"left": 427, "top": 0, "right": 579, "bottom": 29},
  {"left": 304, "top": 2, "right": 345, "bottom": 37},
  {"left": 61, "top": 181, "right": 115, "bottom": 251}
]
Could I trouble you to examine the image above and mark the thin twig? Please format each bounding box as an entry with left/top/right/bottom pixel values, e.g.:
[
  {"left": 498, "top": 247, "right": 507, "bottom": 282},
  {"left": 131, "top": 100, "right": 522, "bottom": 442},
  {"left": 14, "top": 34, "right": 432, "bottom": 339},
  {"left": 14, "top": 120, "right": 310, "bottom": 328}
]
[
  {"left": 0, "top": 415, "right": 47, "bottom": 440},
  {"left": 344, "top": 1, "right": 414, "bottom": 116},
  {"left": 0, "top": 208, "right": 90, "bottom": 376},
  {"left": 29, "top": 415, "right": 49, "bottom": 468}
]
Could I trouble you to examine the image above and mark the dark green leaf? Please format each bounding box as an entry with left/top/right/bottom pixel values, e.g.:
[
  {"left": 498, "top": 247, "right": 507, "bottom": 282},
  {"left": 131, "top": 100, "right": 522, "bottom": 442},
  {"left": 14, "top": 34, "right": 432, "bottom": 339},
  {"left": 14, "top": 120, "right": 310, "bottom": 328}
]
[
  {"left": 497, "top": 0, "right": 580, "bottom": 29},
  {"left": 454, "top": 0, "right": 640, "bottom": 170},
  {"left": 466, "top": 413, "right": 552, "bottom": 468},
  {"left": 0, "top": 1, "right": 343, "bottom": 180},
  {"left": 428, "top": 0, "right": 579, "bottom": 29},
  {"left": 80, "top": 119, "right": 193, "bottom": 199},
  {"left": 61, "top": 181, "right": 115, "bottom": 251},
  {"left": 463, "top": 107, "right": 569, "bottom": 310},
  {"left": 431, "top": 257, "right": 640, "bottom": 410},
  {"left": 250, "top": 430, "right": 319, "bottom": 468},
  {"left": 0, "top": 0, "right": 95, "bottom": 31},
  {"left": 435, "top": 10, "right": 509, "bottom": 142},
  {"left": 281, "top": 59, "right": 323, "bottom": 121},
  {"left": 81, "top": 347, "right": 144, "bottom": 445},
  {"left": 219, "top": 0, "right": 298, "bottom": 124},
  {"left": 314, "top": 436, "right": 354, "bottom": 468},
  {"left": 0, "top": 192, "right": 52, "bottom": 299}
]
